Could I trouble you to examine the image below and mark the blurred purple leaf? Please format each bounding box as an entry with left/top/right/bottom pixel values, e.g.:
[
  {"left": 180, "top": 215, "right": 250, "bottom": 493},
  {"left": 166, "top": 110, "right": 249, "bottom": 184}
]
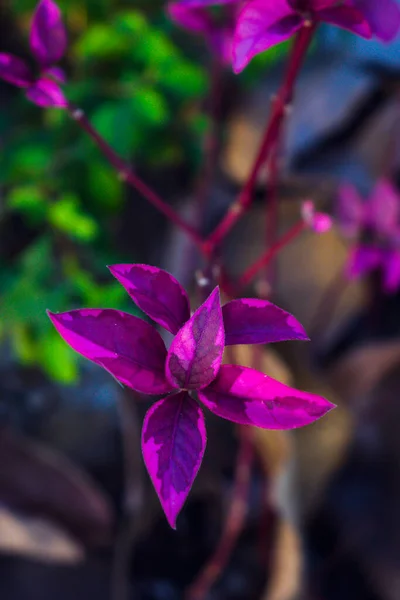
[
  {"left": 25, "top": 78, "right": 67, "bottom": 108},
  {"left": 0, "top": 428, "right": 113, "bottom": 547},
  {"left": 30, "top": 0, "right": 67, "bottom": 66},
  {"left": 0, "top": 53, "right": 32, "bottom": 87}
]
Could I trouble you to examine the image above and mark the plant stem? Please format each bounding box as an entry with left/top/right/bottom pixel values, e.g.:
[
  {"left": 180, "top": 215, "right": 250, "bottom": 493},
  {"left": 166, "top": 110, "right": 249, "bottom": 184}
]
[
  {"left": 185, "top": 426, "right": 254, "bottom": 600},
  {"left": 195, "top": 58, "right": 224, "bottom": 232},
  {"left": 203, "top": 24, "right": 316, "bottom": 257},
  {"left": 239, "top": 220, "right": 305, "bottom": 289},
  {"left": 66, "top": 104, "right": 203, "bottom": 249}
]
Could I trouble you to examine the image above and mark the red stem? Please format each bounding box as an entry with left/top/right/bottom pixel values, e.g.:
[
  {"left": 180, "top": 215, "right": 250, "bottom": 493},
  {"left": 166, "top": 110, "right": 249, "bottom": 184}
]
[
  {"left": 239, "top": 220, "right": 305, "bottom": 289},
  {"left": 185, "top": 427, "right": 254, "bottom": 600},
  {"left": 203, "top": 24, "right": 315, "bottom": 257},
  {"left": 66, "top": 104, "right": 203, "bottom": 249}
]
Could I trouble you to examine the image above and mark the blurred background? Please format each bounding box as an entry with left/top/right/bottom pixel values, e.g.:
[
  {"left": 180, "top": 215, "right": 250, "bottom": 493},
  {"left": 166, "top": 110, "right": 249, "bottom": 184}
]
[{"left": 1, "top": 1, "right": 400, "bottom": 599}]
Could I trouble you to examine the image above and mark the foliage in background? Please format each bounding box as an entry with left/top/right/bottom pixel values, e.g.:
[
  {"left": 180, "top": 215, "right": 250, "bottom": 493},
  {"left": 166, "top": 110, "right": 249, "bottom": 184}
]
[{"left": 0, "top": 0, "right": 290, "bottom": 382}]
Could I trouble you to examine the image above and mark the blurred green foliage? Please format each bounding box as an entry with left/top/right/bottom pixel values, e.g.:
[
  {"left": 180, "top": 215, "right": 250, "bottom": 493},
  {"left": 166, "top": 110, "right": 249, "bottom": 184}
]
[{"left": 0, "top": 0, "right": 289, "bottom": 383}]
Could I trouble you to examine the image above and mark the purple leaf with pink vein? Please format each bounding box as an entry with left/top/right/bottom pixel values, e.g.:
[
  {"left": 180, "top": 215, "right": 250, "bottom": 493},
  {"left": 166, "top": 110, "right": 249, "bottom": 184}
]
[
  {"left": 223, "top": 298, "right": 308, "bottom": 346},
  {"left": 47, "top": 309, "right": 174, "bottom": 394},
  {"left": 109, "top": 264, "right": 190, "bottom": 334},
  {"left": 142, "top": 391, "right": 206, "bottom": 528},
  {"left": 166, "top": 287, "right": 225, "bottom": 389},
  {"left": 198, "top": 365, "right": 335, "bottom": 430}
]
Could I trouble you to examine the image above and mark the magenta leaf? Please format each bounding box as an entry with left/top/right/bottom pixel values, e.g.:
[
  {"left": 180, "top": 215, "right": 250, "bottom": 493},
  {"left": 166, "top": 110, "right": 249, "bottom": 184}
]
[
  {"left": 198, "top": 365, "right": 335, "bottom": 430},
  {"left": 108, "top": 264, "right": 190, "bottom": 334},
  {"left": 47, "top": 309, "right": 175, "bottom": 395},
  {"left": 353, "top": 0, "right": 400, "bottom": 41},
  {"left": 25, "top": 78, "right": 67, "bottom": 108},
  {"left": 337, "top": 183, "right": 364, "bottom": 238},
  {"left": 233, "top": 0, "right": 302, "bottom": 72},
  {"left": 222, "top": 298, "right": 308, "bottom": 346},
  {"left": 317, "top": 5, "right": 371, "bottom": 38},
  {"left": 346, "top": 245, "right": 383, "bottom": 280},
  {"left": 367, "top": 179, "right": 400, "bottom": 236},
  {"left": 0, "top": 54, "right": 32, "bottom": 87},
  {"left": 30, "top": 0, "right": 67, "bottom": 66},
  {"left": 43, "top": 65, "right": 67, "bottom": 83},
  {"left": 142, "top": 391, "right": 206, "bottom": 528},
  {"left": 166, "top": 287, "right": 224, "bottom": 390},
  {"left": 383, "top": 249, "right": 400, "bottom": 294}
]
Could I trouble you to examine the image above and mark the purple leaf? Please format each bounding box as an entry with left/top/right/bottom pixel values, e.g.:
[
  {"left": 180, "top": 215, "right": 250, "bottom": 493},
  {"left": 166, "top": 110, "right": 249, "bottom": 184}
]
[
  {"left": 166, "top": 287, "right": 225, "bottom": 390},
  {"left": 337, "top": 183, "right": 364, "bottom": 238},
  {"left": 233, "top": 0, "right": 303, "bottom": 72},
  {"left": 346, "top": 245, "right": 383, "bottom": 280},
  {"left": 142, "top": 392, "right": 206, "bottom": 528},
  {"left": 30, "top": 0, "right": 67, "bottom": 66},
  {"left": 43, "top": 65, "right": 67, "bottom": 83},
  {"left": 168, "top": 3, "right": 214, "bottom": 34},
  {"left": 383, "top": 249, "right": 400, "bottom": 294},
  {"left": 222, "top": 298, "right": 308, "bottom": 346},
  {"left": 25, "top": 78, "right": 67, "bottom": 108},
  {"left": 0, "top": 429, "right": 114, "bottom": 547},
  {"left": 0, "top": 54, "right": 32, "bottom": 87},
  {"left": 108, "top": 264, "right": 190, "bottom": 334},
  {"left": 367, "top": 179, "right": 400, "bottom": 236},
  {"left": 317, "top": 5, "right": 371, "bottom": 38},
  {"left": 198, "top": 365, "right": 335, "bottom": 430},
  {"left": 353, "top": 0, "right": 400, "bottom": 41},
  {"left": 47, "top": 309, "right": 175, "bottom": 395}
]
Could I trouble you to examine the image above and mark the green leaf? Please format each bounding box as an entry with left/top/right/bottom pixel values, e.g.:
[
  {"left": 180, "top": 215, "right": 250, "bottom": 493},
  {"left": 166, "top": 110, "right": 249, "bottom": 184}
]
[
  {"left": 159, "top": 61, "right": 207, "bottom": 98},
  {"left": 86, "top": 162, "right": 123, "bottom": 211},
  {"left": 38, "top": 328, "right": 79, "bottom": 384},
  {"left": 114, "top": 10, "right": 148, "bottom": 37},
  {"left": 48, "top": 194, "right": 98, "bottom": 242},
  {"left": 131, "top": 87, "right": 169, "bottom": 125},
  {"left": 75, "top": 23, "right": 127, "bottom": 59},
  {"left": 7, "top": 186, "right": 48, "bottom": 225},
  {"left": 11, "top": 325, "right": 37, "bottom": 365},
  {"left": 91, "top": 101, "right": 141, "bottom": 156}
]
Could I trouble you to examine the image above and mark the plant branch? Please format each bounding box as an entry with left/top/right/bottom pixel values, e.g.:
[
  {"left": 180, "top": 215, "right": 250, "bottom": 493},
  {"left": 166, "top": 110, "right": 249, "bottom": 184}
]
[
  {"left": 185, "top": 426, "right": 254, "bottom": 600},
  {"left": 66, "top": 103, "right": 203, "bottom": 249},
  {"left": 203, "top": 24, "right": 316, "bottom": 257}
]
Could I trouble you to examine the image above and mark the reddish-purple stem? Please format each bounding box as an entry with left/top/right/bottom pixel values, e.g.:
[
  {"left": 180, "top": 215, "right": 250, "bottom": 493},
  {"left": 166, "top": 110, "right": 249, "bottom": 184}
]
[
  {"left": 66, "top": 104, "right": 203, "bottom": 249},
  {"left": 203, "top": 24, "right": 315, "bottom": 258},
  {"left": 239, "top": 220, "right": 306, "bottom": 289},
  {"left": 185, "top": 427, "right": 254, "bottom": 600}
]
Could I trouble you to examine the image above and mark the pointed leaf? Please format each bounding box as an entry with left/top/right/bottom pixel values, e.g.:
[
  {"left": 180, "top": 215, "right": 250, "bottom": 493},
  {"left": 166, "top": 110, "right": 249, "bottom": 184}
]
[
  {"left": 317, "top": 6, "right": 371, "bottom": 38},
  {"left": 337, "top": 183, "right": 364, "bottom": 238},
  {"left": 222, "top": 298, "right": 308, "bottom": 346},
  {"left": 233, "top": 0, "right": 302, "bottom": 72},
  {"left": 48, "top": 309, "right": 174, "bottom": 394},
  {"left": 367, "top": 179, "right": 400, "bottom": 237},
  {"left": 198, "top": 365, "right": 335, "bottom": 430},
  {"left": 346, "top": 245, "right": 382, "bottom": 280},
  {"left": 30, "top": 0, "right": 67, "bottom": 66},
  {"left": 166, "top": 287, "right": 224, "bottom": 389},
  {"left": 353, "top": 0, "right": 400, "bottom": 41},
  {"left": 142, "top": 392, "right": 206, "bottom": 528},
  {"left": 26, "top": 78, "right": 67, "bottom": 108},
  {"left": 108, "top": 264, "right": 190, "bottom": 334},
  {"left": 383, "top": 249, "right": 400, "bottom": 294},
  {"left": 0, "top": 54, "right": 32, "bottom": 87}
]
